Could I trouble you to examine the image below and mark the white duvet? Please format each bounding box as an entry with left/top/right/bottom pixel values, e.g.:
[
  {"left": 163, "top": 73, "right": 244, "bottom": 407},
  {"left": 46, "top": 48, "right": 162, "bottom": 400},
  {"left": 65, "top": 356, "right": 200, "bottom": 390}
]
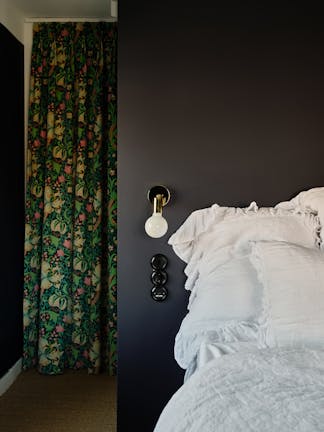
[{"left": 154, "top": 348, "right": 324, "bottom": 432}]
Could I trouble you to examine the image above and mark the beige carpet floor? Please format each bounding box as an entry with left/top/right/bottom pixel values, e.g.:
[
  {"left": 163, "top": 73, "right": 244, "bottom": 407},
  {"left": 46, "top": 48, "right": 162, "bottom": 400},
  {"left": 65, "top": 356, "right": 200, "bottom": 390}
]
[{"left": 0, "top": 369, "right": 116, "bottom": 432}]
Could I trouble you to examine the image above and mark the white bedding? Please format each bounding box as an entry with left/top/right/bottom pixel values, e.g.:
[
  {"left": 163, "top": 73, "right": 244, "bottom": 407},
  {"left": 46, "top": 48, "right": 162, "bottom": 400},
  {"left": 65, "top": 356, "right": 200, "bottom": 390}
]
[{"left": 154, "top": 347, "right": 324, "bottom": 432}]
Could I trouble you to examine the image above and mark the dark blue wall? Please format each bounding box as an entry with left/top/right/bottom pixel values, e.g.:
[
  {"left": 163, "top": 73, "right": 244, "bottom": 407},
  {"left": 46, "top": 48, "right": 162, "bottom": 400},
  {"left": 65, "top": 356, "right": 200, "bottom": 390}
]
[
  {"left": 118, "top": 4, "right": 324, "bottom": 431},
  {"left": 0, "top": 23, "right": 24, "bottom": 378}
]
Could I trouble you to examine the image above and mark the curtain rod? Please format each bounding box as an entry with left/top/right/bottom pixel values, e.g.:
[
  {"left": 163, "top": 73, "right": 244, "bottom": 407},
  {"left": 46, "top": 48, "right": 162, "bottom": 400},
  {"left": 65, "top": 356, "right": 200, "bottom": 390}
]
[{"left": 24, "top": 17, "right": 117, "bottom": 23}]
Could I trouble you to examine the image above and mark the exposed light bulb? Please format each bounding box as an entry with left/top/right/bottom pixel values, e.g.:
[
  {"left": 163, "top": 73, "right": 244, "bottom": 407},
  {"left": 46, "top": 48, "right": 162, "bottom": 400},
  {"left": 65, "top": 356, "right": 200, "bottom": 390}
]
[{"left": 145, "top": 212, "right": 168, "bottom": 238}]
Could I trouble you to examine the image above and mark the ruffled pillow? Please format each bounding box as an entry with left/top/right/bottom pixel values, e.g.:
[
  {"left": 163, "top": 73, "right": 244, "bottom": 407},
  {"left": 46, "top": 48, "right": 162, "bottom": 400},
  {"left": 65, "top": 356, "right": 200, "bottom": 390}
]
[
  {"left": 251, "top": 240, "right": 324, "bottom": 349},
  {"left": 169, "top": 202, "right": 320, "bottom": 306},
  {"left": 175, "top": 318, "right": 259, "bottom": 370},
  {"left": 276, "top": 187, "right": 324, "bottom": 245},
  {"left": 174, "top": 247, "right": 262, "bottom": 370},
  {"left": 169, "top": 200, "right": 321, "bottom": 372}
]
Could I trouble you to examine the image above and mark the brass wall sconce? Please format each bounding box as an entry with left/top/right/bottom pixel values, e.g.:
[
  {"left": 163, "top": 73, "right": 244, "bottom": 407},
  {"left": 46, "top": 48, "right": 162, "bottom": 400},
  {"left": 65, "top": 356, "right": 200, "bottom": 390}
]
[{"left": 145, "top": 185, "right": 171, "bottom": 238}]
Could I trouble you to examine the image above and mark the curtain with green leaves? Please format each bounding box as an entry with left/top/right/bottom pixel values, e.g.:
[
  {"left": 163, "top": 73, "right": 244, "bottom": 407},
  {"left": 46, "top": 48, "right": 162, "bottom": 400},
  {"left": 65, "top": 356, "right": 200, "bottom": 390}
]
[{"left": 24, "top": 22, "right": 117, "bottom": 375}]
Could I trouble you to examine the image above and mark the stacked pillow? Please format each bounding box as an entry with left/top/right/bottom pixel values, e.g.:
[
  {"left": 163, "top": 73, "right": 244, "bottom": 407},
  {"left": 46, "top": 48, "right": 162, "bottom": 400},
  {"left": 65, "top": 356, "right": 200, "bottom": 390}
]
[
  {"left": 169, "top": 195, "right": 323, "bottom": 375},
  {"left": 251, "top": 240, "right": 324, "bottom": 349},
  {"left": 277, "top": 186, "right": 324, "bottom": 245}
]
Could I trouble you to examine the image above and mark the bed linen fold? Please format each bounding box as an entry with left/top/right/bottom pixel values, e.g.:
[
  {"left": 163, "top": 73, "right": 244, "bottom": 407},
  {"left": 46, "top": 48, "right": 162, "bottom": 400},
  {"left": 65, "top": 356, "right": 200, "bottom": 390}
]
[{"left": 154, "top": 347, "right": 324, "bottom": 432}]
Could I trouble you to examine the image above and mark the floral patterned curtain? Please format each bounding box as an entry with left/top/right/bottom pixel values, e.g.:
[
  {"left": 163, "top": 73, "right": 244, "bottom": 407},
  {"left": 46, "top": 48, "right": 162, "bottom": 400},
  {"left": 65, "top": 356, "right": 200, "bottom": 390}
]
[{"left": 24, "top": 22, "right": 117, "bottom": 375}]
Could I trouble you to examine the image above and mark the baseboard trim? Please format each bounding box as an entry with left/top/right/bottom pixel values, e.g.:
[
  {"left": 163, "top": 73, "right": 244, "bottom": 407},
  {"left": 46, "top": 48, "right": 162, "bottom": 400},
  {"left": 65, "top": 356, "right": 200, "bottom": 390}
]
[{"left": 0, "top": 358, "right": 22, "bottom": 397}]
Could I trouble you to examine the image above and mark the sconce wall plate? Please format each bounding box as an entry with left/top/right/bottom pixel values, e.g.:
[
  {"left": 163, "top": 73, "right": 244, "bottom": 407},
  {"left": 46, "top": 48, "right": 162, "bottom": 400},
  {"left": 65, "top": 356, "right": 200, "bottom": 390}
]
[{"left": 147, "top": 185, "right": 170, "bottom": 207}]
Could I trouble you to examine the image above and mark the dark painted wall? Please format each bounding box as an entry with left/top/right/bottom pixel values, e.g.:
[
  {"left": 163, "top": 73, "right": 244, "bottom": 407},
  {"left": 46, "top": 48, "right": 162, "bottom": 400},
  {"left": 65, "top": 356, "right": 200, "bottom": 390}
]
[
  {"left": 0, "top": 24, "right": 24, "bottom": 378},
  {"left": 118, "top": 4, "right": 324, "bottom": 431}
]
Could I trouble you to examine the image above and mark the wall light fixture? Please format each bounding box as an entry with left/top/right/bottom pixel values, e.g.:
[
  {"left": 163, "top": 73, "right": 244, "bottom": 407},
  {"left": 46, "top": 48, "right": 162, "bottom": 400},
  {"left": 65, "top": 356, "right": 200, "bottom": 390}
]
[{"left": 145, "top": 185, "right": 171, "bottom": 238}]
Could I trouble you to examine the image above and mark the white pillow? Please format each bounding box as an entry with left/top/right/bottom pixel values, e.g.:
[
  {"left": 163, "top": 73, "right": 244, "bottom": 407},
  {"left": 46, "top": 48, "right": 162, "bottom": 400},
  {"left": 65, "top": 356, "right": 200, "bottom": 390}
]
[
  {"left": 189, "top": 248, "right": 261, "bottom": 319},
  {"left": 174, "top": 247, "right": 262, "bottom": 369},
  {"left": 169, "top": 202, "right": 320, "bottom": 264},
  {"left": 251, "top": 241, "right": 324, "bottom": 349},
  {"left": 169, "top": 202, "right": 321, "bottom": 305},
  {"left": 170, "top": 201, "right": 321, "bottom": 371},
  {"left": 277, "top": 187, "right": 324, "bottom": 246}
]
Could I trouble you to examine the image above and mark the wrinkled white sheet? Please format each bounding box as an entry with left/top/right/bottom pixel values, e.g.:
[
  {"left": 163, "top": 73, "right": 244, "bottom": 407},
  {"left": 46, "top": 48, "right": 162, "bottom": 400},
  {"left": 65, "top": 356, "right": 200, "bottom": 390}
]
[{"left": 154, "top": 348, "right": 324, "bottom": 432}]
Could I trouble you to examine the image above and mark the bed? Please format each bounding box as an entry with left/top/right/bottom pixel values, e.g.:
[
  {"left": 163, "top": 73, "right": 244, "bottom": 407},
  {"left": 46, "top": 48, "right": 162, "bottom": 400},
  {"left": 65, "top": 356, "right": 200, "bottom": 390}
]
[{"left": 153, "top": 187, "right": 324, "bottom": 432}]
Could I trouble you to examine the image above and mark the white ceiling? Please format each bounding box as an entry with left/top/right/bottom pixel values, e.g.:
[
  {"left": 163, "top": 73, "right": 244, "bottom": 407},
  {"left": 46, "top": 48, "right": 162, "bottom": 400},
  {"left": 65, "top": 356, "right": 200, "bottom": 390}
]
[{"left": 11, "top": 0, "right": 113, "bottom": 19}]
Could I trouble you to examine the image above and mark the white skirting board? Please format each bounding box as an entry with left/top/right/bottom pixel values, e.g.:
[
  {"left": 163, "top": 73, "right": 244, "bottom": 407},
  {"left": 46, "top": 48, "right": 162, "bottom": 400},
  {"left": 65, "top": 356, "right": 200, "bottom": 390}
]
[{"left": 0, "top": 358, "right": 22, "bottom": 397}]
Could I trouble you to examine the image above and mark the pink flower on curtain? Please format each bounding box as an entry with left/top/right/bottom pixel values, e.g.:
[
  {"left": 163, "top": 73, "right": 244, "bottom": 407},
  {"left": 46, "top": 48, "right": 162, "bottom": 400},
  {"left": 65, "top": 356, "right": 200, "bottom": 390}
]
[
  {"left": 64, "top": 165, "right": 72, "bottom": 174},
  {"left": 84, "top": 277, "right": 91, "bottom": 286},
  {"left": 63, "top": 239, "right": 71, "bottom": 249}
]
